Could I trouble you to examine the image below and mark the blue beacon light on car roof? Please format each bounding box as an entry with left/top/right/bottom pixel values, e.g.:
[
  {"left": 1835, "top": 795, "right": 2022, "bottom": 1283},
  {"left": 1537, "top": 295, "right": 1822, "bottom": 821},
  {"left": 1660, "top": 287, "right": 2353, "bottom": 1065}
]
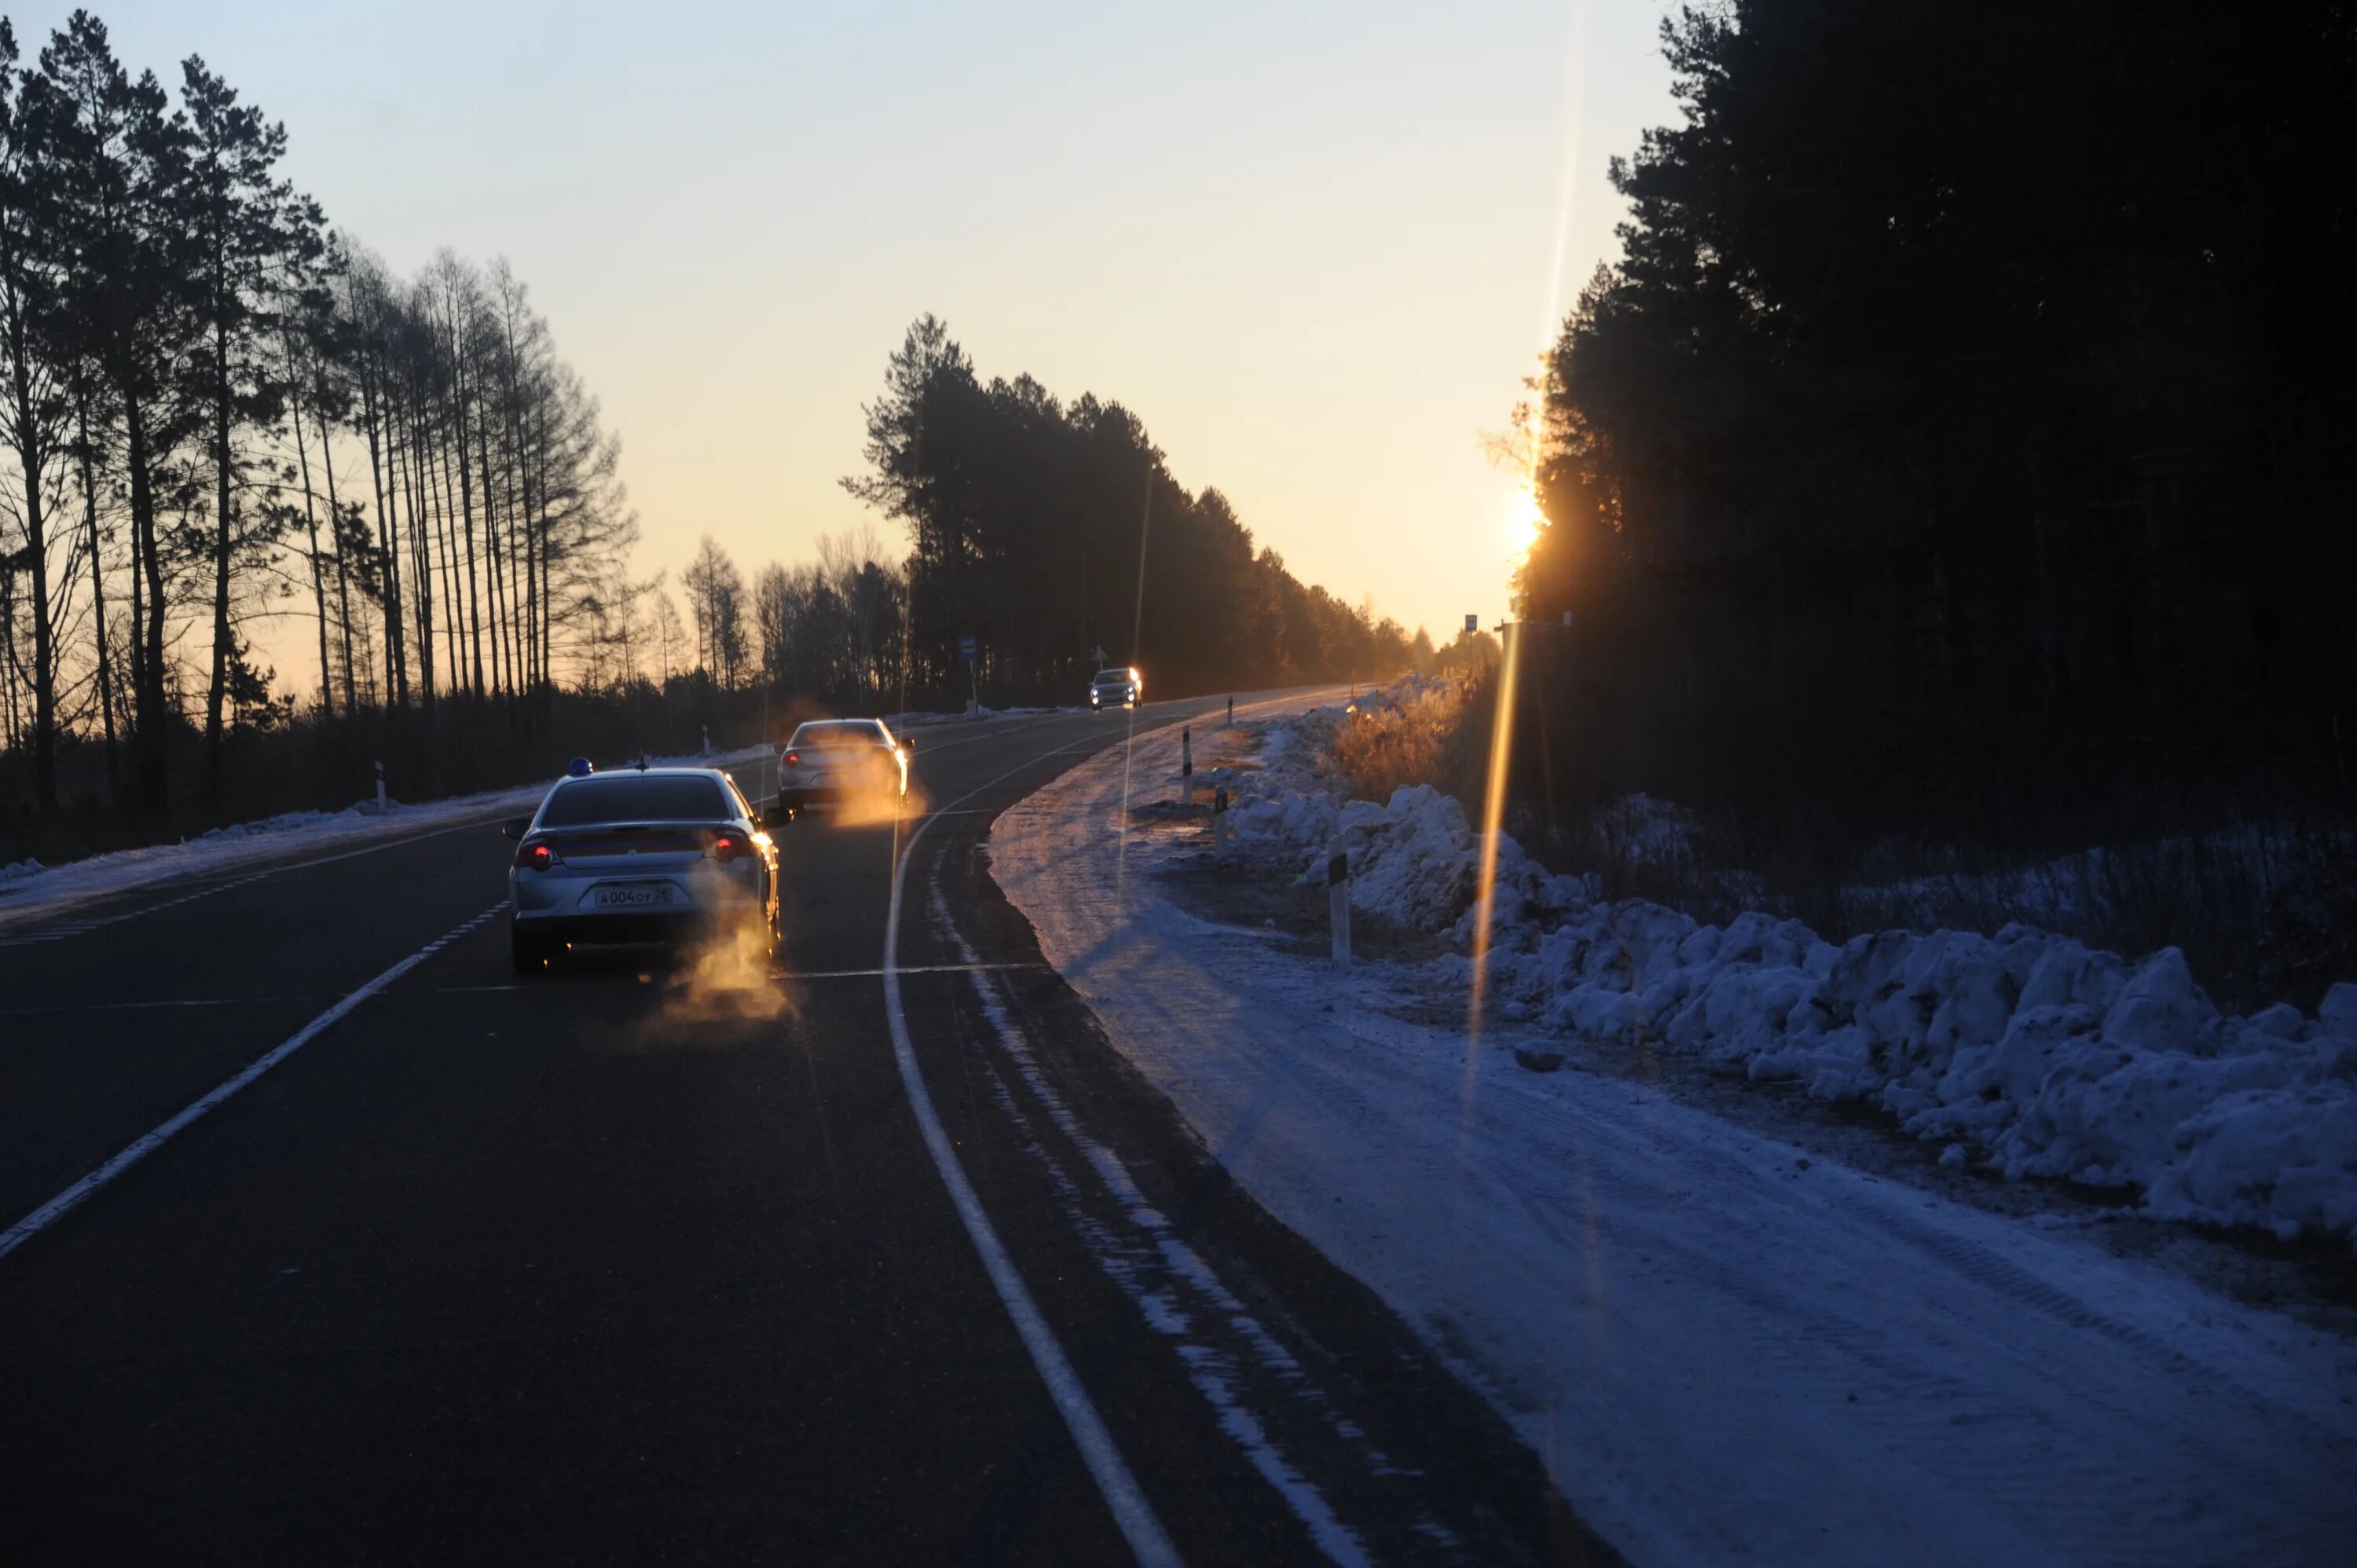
[{"left": 567, "top": 756, "right": 595, "bottom": 779}]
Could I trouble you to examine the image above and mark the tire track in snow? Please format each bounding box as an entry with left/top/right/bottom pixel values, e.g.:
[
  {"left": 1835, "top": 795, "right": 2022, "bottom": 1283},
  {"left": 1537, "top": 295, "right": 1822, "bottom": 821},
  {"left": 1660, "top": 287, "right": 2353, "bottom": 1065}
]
[{"left": 930, "top": 879, "right": 1402, "bottom": 1567}]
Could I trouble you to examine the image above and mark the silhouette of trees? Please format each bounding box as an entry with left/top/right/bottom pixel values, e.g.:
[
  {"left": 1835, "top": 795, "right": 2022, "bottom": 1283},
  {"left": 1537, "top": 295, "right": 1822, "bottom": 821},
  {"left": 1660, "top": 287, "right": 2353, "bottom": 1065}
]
[
  {"left": 0, "top": 16, "right": 1409, "bottom": 855},
  {"left": 745, "top": 528, "right": 905, "bottom": 712},
  {"left": 844, "top": 314, "right": 1412, "bottom": 705},
  {"left": 0, "top": 19, "right": 74, "bottom": 813},
  {"left": 0, "top": 10, "right": 636, "bottom": 841},
  {"left": 1511, "top": 0, "right": 2357, "bottom": 845},
  {"left": 680, "top": 535, "right": 746, "bottom": 692}
]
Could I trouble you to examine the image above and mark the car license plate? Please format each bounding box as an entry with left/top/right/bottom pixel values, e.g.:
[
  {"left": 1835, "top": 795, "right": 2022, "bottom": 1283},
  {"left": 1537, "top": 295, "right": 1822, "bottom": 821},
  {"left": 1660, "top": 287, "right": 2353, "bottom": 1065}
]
[{"left": 592, "top": 884, "right": 677, "bottom": 909}]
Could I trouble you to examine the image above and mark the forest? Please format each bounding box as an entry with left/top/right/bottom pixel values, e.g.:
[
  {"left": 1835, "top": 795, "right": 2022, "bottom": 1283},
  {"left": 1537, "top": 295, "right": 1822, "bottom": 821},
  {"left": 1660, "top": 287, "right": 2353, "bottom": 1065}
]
[
  {"left": 841, "top": 314, "right": 1416, "bottom": 708},
  {"left": 1505, "top": 0, "right": 2357, "bottom": 845},
  {"left": 1472, "top": 0, "right": 2357, "bottom": 999},
  {"left": 0, "top": 12, "right": 641, "bottom": 861},
  {"left": 0, "top": 13, "right": 1413, "bottom": 866}
]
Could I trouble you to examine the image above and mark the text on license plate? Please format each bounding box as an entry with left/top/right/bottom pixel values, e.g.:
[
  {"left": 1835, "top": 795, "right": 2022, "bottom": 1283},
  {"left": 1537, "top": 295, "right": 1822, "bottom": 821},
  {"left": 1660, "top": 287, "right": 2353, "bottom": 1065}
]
[{"left": 592, "top": 885, "right": 678, "bottom": 908}]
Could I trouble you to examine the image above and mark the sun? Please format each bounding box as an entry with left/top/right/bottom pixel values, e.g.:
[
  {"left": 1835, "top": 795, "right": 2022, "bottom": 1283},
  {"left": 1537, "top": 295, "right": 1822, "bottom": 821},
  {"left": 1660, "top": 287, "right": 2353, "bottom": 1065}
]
[{"left": 1506, "top": 486, "right": 1545, "bottom": 558}]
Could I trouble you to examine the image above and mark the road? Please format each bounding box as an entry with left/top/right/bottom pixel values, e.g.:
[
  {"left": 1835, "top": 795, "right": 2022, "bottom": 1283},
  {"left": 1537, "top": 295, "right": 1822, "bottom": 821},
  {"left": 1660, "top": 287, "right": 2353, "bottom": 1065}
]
[{"left": 0, "top": 694, "right": 1606, "bottom": 1566}]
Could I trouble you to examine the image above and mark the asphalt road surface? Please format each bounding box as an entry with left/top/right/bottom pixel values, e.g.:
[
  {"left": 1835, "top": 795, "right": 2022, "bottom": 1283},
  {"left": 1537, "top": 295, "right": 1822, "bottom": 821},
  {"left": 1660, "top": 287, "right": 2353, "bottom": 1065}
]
[{"left": 0, "top": 694, "right": 1608, "bottom": 1566}]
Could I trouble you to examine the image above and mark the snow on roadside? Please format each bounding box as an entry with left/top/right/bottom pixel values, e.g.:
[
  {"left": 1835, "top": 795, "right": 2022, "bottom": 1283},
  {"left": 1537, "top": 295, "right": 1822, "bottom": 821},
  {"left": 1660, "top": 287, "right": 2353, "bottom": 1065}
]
[
  {"left": 0, "top": 746, "right": 775, "bottom": 928},
  {"left": 992, "top": 703, "right": 2357, "bottom": 1567},
  {"left": 883, "top": 704, "right": 1079, "bottom": 727},
  {"left": 1211, "top": 688, "right": 2357, "bottom": 1251}
]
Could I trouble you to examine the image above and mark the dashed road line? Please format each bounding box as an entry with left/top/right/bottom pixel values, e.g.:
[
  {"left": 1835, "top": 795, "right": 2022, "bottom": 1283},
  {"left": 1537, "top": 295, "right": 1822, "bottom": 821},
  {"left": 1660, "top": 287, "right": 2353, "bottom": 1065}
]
[
  {"left": 0, "top": 816, "right": 514, "bottom": 947},
  {"left": 433, "top": 960, "right": 1047, "bottom": 995},
  {"left": 0, "top": 902, "right": 505, "bottom": 1265},
  {"left": 0, "top": 996, "right": 316, "bottom": 1017}
]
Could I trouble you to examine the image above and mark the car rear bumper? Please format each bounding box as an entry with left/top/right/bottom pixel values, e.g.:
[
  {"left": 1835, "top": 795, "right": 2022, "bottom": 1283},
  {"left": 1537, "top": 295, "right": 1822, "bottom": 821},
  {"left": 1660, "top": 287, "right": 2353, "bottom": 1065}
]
[
  {"left": 514, "top": 909, "right": 724, "bottom": 947},
  {"left": 511, "top": 862, "right": 765, "bottom": 930}
]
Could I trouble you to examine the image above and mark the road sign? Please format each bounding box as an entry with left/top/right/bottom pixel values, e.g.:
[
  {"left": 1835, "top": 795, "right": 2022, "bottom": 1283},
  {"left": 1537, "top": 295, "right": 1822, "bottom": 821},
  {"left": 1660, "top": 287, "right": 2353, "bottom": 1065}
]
[
  {"left": 1092, "top": 644, "right": 1107, "bottom": 666},
  {"left": 1464, "top": 614, "right": 1478, "bottom": 634},
  {"left": 959, "top": 635, "right": 977, "bottom": 660}
]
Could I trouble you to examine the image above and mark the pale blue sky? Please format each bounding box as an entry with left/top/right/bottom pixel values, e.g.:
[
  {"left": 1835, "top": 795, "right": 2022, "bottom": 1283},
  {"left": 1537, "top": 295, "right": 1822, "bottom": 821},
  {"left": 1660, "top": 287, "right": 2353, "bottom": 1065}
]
[{"left": 14, "top": 1, "right": 1675, "bottom": 654}]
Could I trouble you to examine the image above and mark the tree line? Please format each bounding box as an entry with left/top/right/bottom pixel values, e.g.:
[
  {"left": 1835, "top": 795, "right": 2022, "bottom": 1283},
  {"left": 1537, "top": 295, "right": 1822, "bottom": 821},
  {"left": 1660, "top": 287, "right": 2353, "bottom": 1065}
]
[
  {"left": 1508, "top": 0, "right": 2357, "bottom": 849},
  {"left": 0, "top": 10, "right": 633, "bottom": 841},
  {"left": 571, "top": 526, "right": 907, "bottom": 721},
  {"left": 1, "top": 14, "right": 1420, "bottom": 859},
  {"left": 841, "top": 314, "right": 1413, "bottom": 707},
  {"left": 595, "top": 316, "right": 1424, "bottom": 722}
]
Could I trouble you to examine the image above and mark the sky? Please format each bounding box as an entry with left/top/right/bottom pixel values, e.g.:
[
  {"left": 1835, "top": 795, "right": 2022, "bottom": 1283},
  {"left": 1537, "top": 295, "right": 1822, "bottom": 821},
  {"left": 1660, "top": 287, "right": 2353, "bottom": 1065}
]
[{"left": 14, "top": 0, "right": 1677, "bottom": 671}]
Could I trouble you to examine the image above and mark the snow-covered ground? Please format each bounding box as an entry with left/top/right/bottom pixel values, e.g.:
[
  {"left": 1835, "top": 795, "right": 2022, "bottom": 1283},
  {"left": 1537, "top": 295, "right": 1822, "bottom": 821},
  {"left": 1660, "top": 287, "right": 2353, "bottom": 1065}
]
[
  {"left": 1230, "top": 690, "right": 2357, "bottom": 1251},
  {"left": 0, "top": 745, "right": 775, "bottom": 931},
  {"left": 992, "top": 697, "right": 2357, "bottom": 1566},
  {"left": 883, "top": 703, "right": 1077, "bottom": 728}
]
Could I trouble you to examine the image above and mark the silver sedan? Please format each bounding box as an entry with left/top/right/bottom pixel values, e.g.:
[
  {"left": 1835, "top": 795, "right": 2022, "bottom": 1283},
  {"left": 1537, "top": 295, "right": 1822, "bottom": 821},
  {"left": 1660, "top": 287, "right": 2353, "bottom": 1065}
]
[
  {"left": 503, "top": 767, "right": 780, "bottom": 973},
  {"left": 774, "top": 719, "right": 911, "bottom": 816}
]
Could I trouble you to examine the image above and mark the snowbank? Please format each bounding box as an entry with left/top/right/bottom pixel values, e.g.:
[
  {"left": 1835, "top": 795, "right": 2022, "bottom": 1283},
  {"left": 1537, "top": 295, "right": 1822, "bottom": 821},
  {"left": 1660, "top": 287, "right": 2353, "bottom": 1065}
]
[
  {"left": 993, "top": 702, "right": 2357, "bottom": 1566},
  {"left": 0, "top": 745, "right": 774, "bottom": 929},
  {"left": 1219, "top": 693, "right": 2357, "bottom": 1249},
  {"left": 883, "top": 704, "right": 1077, "bottom": 728}
]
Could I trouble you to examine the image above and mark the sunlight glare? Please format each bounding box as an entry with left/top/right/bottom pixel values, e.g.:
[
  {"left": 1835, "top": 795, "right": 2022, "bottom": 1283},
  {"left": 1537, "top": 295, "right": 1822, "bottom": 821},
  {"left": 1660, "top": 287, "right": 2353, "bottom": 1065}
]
[
  {"left": 1507, "top": 486, "right": 1545, "bottom": 559},
  {"left": 1462, "top": 621, "right": 1523, "bottom": 1117}
]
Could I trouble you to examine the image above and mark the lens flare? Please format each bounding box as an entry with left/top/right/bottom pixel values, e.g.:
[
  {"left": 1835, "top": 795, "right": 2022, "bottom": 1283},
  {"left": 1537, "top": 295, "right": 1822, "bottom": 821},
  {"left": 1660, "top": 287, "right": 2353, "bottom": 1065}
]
[
  {"left": 1464, "top": 620, "right": 1523, "bottom": 1091},
  {"left": 1507, "top": 486, "right": 1545, "bottom": 559}
]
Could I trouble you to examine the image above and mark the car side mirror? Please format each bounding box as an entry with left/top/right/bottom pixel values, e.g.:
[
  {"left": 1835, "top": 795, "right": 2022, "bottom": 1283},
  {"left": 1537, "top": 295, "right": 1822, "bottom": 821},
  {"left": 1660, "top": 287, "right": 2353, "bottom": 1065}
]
[
  {"left": 762, "top": 801, "right": 794, "bottom": 829},
  {"left": 900, "top": 737, "right": 915, "bottom": 754},
  {"left": 501, "top": 816, "right": 530, "bottom": 840}
]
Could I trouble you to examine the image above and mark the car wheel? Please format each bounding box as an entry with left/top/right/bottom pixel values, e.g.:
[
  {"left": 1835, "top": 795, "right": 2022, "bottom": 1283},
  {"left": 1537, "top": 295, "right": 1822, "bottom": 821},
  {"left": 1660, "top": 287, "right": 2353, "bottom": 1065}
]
[{"left": 742, "top": 909, "right": 777, "bottom": 963}]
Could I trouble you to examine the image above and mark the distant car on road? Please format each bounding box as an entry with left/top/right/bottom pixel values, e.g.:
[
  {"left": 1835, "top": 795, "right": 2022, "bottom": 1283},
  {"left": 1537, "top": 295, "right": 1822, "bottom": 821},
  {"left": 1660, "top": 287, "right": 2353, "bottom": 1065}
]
[
  {"left": 504, "top": 766, "right": 779, "bottom": 972},
  {"left": 775, "top": 719, "right": 912, "bottom": 816},
  {"left": 1090, "top": 667, "right": 1143, "bottom": 709}
]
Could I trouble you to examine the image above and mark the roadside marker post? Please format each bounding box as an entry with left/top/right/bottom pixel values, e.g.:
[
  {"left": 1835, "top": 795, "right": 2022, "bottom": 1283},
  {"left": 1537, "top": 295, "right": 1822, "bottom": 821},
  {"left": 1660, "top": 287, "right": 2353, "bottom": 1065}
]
[
  {"left": 1226, "top": 695, "right": 1233, "bottom": 726},
  {"left": 1181, "top": 725, "right": 1193, "bottom": 806},
  {"left": 1328, "top": 840, "right": 1351, "bottom": 966},
  {"left": 1213, "top": 786, "right": 1230, "bottom": 853},
  {"left": 374, "top": 760, "right": 386, "bottom": 813}
]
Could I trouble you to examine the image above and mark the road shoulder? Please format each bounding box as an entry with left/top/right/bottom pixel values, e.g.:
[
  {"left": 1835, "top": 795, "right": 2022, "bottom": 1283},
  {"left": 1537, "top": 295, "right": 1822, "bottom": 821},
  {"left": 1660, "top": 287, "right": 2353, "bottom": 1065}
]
[{"left": 990, "top": 705, "right": 2357, "bottom": 1567}]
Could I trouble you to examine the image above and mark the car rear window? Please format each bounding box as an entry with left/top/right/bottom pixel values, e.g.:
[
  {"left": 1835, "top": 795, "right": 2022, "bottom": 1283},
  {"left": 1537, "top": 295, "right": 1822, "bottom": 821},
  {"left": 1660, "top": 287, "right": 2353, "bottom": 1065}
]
[
  {"left": 538, "top": 775, "right": 731, "bottom": 826},
  {"left": 790, "top": 721, "right": 886, "bottom": 748}
]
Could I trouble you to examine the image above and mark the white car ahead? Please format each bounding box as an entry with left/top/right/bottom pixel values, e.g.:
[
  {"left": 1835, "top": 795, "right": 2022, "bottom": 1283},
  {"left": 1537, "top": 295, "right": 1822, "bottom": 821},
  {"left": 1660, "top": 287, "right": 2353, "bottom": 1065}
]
[
  {"left": 775, "top": 719, "right": 911, "bottom": 816},
  {"left": 1089, "top": 667, "right": 1143, "bottom": 709},
  {"left": 504, "top": 766, "right": 779, "bottom": 972}
]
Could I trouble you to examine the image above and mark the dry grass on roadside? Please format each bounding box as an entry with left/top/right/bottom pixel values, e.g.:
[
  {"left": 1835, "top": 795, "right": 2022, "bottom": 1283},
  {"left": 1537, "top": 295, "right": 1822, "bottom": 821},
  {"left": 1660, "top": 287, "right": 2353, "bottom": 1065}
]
[{"left": 1326, "top": 683, "right": 1467, "bottom": 803}]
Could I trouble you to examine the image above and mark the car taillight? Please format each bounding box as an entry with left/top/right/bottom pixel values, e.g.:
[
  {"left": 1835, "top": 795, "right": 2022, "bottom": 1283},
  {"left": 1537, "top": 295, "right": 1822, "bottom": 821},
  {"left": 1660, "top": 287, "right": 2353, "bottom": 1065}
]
[
  {"left": 709, "top": 833, "right": 743, "bottom": 863},
  {"left": 783, "top": 750, "right": 800, "bottom": 768},
  {"left": 517, "top": 841, "right": 555, "bottom": 871}
]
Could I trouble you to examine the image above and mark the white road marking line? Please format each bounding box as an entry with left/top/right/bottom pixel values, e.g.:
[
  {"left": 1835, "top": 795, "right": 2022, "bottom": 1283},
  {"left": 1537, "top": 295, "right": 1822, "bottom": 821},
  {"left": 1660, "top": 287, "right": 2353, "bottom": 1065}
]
[
  {"left": 0, "top": 997, "right": 311, "bottom": 1017},
  {"left": 0, "top": 902, "right": 507, "bottom": 1265},
  {"left": 882, "top": 734, "right": 1186, "bottom": 1568},
  {"left": 432, "top": 961, "right": 1047, "bottom": 995},
  {"left": 929, "top": 882, "right": 1375, "bottom": 1566},
  {"left": 790, "top": 961, "right": 1045, "bottom": 980},
  {"left": 897, "top": 714, "right": 1071, "bottom": 756},
  {"left": 0, "top": 815, "right": 513, "bottom": 945}
]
